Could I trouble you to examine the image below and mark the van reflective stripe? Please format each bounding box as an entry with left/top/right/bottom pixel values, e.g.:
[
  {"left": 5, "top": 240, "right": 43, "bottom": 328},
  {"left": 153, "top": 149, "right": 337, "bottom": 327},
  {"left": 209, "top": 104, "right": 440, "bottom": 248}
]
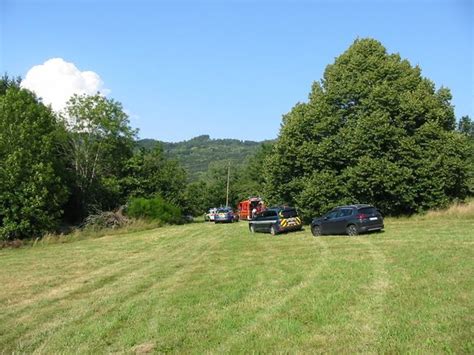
[{"left": 280, "top": 217, "right": 301, "bottom": 228}]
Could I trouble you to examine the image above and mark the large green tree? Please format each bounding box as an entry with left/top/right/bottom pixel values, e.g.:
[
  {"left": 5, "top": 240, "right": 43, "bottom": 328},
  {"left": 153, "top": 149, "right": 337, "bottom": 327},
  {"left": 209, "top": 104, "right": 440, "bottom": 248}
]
[
  {"left": 265, "top": 38, "right": 470, "bottom": 217},
  {"left": 0, "top": 78, "right": 68, "bottom": 239},
  {"left": 62, "top": 94, "right": 136, "bottom": 220}
]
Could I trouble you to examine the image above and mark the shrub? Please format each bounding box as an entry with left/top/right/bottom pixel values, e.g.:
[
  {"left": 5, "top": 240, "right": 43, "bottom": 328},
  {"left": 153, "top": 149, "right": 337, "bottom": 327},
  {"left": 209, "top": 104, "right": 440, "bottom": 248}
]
[{"left": 126, "top": 197, "right": 183, "bottom": 224}]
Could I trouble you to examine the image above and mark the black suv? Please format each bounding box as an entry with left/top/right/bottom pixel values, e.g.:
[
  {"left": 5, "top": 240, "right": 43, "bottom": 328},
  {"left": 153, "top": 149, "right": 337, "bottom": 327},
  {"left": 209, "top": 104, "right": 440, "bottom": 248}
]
[
  {"left": 249, "top": 207, "right": 302, "bottom": 235},
  {"left": 311, "top": 205, "right": 384, "bottom": 236}
]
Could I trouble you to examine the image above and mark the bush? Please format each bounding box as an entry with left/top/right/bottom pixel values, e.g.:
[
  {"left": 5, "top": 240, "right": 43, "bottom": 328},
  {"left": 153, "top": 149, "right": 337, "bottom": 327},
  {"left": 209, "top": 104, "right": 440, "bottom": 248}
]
[{"left": 126, "top": 197, "right": 183, "bottom": 224}]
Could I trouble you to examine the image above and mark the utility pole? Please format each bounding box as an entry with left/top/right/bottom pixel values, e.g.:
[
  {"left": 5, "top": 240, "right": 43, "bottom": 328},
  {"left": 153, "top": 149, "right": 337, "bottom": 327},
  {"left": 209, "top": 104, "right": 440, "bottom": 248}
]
[{"left": 225, "top": 161, "right": 230, "bottom": 207}]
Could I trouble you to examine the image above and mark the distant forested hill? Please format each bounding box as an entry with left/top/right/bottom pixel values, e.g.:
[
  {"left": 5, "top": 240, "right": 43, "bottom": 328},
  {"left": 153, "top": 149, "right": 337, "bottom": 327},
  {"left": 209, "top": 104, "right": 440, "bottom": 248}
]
[{"left": 137, "top": 135, "right": 274, "bottom": 180}]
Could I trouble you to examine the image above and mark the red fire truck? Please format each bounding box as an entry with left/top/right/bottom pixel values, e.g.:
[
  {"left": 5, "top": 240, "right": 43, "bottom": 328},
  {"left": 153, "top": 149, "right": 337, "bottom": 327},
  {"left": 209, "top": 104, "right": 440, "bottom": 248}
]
[{"left": 237, "top": 197, "right": 265, "bottom": 220}]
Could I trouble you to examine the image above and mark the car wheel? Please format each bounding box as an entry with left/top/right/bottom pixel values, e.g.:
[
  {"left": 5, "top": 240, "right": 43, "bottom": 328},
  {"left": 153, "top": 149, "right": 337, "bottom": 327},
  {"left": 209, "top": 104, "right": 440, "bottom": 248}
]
[
  {"left": 249, "top": 224, "right": 255, "bottom": 233},
  {"left": 311, "top": 225, "right": 321, "bottom": 237},
  {"left": 270, "top": 225, "right": 277, "bottom": 236},
  {"left": 346, "top": 224, "right": 359, "bottom": 236}
]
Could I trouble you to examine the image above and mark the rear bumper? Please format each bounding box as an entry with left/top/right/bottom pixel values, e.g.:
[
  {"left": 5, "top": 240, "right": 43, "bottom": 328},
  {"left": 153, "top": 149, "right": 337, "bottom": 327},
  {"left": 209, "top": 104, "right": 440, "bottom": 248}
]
[
  {"left": 359, "top": 224, "right": 384, "bottom": 233},
  {"left": 277, "top": 224, "right": 302, "bottom": 233},
  {"left": 215, "top": 217, "right": 233, "bottom": 222}
]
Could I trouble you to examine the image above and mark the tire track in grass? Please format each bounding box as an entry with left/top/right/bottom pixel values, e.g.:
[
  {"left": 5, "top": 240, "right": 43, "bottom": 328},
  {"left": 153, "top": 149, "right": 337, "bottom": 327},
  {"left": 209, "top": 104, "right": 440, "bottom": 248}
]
[
  {"left": 348, "top": 235, "right": 390, "bottom": 352},
  {"left": 214, "top": 234, "right": 331, "bottom": 353},
  {"left": 50, "top": 223, "right": 226, "bottom": 353},
  {"left": 49, "top": 222, "right": 246, "bottom": 352},
  {"left": 6, "top": 225, "right": 200, "bottom": 321},
  {"left": 0, "top": 226, "right": 186, "bottom": 309},
  {"left": 0, "top": 225, "right": 211, "bottom": 351},
  {"left": 0, "top": 226, "right": 193, "bottom": 323},
  {"left": 10, "top": 224, "right": 224, "bottom": 352},
  {"left": 113, "top": 223, "right": 276, "bottom": 352},
  {"left": 117, "top": 222, "right": 271, "bottom": 352}
]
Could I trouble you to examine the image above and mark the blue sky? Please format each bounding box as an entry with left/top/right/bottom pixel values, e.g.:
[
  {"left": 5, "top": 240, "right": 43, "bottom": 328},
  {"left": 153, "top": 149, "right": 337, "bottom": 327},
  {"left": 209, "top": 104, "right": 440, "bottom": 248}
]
[{"left": 1, "top": 0, "right": 472, "bottom": 142}]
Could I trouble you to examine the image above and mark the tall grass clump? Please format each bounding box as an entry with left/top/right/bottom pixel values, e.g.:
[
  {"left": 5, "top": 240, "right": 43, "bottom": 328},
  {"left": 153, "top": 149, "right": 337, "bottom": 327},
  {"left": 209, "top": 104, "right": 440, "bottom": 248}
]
[
  {"left": 126, "top": 197, "right": 183, "bottom": 224},
  {"left": 414, "top": 198, "right": 474, "bottom": 220}
]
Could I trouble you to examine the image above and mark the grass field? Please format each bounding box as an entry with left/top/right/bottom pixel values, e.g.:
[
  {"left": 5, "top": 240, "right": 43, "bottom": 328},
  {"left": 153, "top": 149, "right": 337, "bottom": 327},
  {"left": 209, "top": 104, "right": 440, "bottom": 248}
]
[{"left": 0, "top": 209, "right": 473, "bottom": 353}]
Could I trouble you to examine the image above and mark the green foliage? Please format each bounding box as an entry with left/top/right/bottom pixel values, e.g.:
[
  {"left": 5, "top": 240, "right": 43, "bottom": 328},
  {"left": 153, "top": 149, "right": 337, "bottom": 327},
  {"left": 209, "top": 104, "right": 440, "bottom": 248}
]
[
  {"left": 458, "top": 115, "right": 474, "bottom": 137},
  {"left": 0, "top": 74, "right": 21, "bottom": 95},
  {"left": 126, "top": 197, "right": 183, "bottom": 224},
  {"left": 0, "top": 79, "right": 68, "bottom": 239},
  {"left": 181, "top": 143, "right": 274, "bottom": 216},
  {"left": 184, "top": 180, "right": 211, "bottom": 216},
  {"left": 265, "top": 38, "right": 470, "bottom": 216},
  {"left": 133, "top": 138, "right": 275, "bottom": 216},
  {"left": 137, "top": 135, "right": 273, "bottom": 181},
  {"left": 458, "top": 115, "right": 474, "bottom": 195},
  {"left": 62, "top": 94, "right": 137, "bottom": 220},
  {"left": 233, "top": 143, "right": 273, "bottom": 202},
  {"left": 295, "top": 171, "right": 352, "bottom": 222},
  {"left": 197, "top": 161, "right": 240, "bottom": 209},
  {"left": 122, "top": 146, "right": 188, "bottom": 209}
]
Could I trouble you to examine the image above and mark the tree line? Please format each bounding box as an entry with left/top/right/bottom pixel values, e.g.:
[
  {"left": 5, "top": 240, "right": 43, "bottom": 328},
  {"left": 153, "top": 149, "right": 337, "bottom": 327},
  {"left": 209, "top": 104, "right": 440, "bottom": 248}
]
[
  {"left": 1, "top": 38, "right": 472, "bottom": 240},
  {"left": 0, "top": 74, "right": 270, "bottom": 239},
  {"left": 136, "top": 135, "right": 268, "bottom": 181}
]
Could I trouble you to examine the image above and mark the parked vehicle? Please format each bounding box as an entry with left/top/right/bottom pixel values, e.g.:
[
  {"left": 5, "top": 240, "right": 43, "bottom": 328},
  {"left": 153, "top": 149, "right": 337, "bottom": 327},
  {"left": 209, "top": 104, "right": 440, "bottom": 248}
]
[
  {"left": 249, "top": 207, "right": 302, "bottom": 235},
  {"left": 214, "top": 207, "right": 239, "bottom": 223},
  {"left": 205, "top": 208, "right": 218, "bottom": 222},
  {"left": 311, "top": 205, "right": 384, "bottom": 236},
  {"left": 238, "top": 197, "right": 265, "bottom": 220}
]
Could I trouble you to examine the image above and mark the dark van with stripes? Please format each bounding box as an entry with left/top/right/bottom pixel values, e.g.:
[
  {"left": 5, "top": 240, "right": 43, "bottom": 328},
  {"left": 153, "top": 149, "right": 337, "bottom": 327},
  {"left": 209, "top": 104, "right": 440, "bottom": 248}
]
[{"left": 249, "top": 207, "right": 302, "bottom": 235}]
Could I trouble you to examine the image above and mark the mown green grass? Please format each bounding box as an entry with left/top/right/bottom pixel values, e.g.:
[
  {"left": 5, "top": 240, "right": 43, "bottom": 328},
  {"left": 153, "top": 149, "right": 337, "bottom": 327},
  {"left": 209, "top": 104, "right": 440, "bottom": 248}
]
[{"left": 0, "top": 215, "right": 473, "bottom": 353}]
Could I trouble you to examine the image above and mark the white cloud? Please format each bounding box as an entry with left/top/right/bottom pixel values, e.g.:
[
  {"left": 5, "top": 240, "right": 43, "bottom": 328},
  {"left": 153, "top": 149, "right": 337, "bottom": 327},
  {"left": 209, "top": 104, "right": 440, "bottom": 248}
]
[{"left": 21, "top": 58, "right": 110, "bottom": 112}]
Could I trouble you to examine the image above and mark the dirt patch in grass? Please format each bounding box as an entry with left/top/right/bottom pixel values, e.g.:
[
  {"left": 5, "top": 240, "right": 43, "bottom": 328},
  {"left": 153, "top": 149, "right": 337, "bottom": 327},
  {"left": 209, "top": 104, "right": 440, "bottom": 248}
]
[{"left": 132, "top": 342, "right": 155, "bottom": 354}]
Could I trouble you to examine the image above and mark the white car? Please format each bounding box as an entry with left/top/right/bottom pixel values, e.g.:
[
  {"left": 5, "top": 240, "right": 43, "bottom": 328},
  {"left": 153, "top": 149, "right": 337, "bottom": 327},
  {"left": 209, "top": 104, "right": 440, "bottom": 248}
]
[{"left": 205, "top": 208, "right": 218, "bottom": 221}]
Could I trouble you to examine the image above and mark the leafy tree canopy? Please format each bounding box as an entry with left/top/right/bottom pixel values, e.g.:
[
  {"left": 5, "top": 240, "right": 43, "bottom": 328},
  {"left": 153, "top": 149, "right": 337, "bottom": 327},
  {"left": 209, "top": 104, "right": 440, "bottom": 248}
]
[
  {"left": 62, "top": 94, "right": 137, "bottom": 220},
  {"left": 137, "top": 135, "right": 274, "bottom": 181},
  {"left": 0, "top": 78, "right": 68, "bottom": 239},
  {"left": 122, "top": 145, "right": 188, "bottom": 210},
  {"left": 265, "top": 38, "right": 470, "bottom": 217}
]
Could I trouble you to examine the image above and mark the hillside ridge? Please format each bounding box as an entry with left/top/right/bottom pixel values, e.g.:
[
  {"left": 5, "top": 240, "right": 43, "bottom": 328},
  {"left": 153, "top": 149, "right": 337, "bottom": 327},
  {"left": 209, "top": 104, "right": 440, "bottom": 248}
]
[{"left": 136, "top": 135, "right": 275, "bottom": 180}]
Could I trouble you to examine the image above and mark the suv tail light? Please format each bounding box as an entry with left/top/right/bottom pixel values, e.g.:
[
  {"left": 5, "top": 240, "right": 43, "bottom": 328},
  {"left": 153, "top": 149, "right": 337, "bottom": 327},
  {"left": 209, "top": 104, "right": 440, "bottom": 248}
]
[{"left": 355, "top": 213, "right": 368, "bottom": 220}]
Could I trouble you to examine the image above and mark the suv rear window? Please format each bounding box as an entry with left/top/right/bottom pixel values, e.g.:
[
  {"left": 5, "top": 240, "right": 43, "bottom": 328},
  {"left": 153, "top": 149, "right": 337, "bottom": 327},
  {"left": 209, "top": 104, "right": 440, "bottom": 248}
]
[
  {"left": 263, "top": 210, "right": 277, "bottom": 217},
  {"left": 281, "top": 209, "right": 298, "bottom": 218},
  {"left": 358, "top": 207, "right": 377, "bottom": 215}
]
